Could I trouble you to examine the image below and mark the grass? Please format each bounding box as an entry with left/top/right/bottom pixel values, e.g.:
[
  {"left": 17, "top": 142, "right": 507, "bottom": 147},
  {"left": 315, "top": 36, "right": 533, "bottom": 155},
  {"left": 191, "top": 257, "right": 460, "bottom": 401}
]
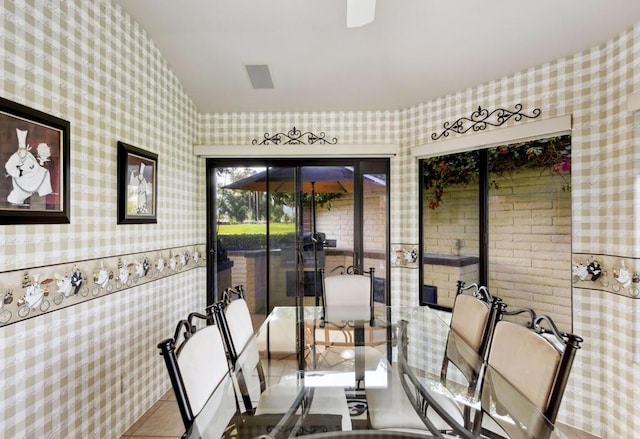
[{"left": 217, "top": 223, "right": 295, "bottom": 235}]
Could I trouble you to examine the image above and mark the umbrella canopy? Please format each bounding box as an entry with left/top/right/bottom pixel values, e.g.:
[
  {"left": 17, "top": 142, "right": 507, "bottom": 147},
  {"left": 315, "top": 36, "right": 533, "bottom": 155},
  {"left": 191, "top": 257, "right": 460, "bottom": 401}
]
[{"left": 222, "top": 166, "right": 385, "bottom": 193}]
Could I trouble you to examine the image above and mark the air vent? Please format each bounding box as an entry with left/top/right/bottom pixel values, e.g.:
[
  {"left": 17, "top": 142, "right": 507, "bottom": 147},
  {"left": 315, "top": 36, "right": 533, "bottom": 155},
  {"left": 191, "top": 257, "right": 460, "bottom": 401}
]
[{"left": 245, "top": 64, "right": 274, "bottom": 89}]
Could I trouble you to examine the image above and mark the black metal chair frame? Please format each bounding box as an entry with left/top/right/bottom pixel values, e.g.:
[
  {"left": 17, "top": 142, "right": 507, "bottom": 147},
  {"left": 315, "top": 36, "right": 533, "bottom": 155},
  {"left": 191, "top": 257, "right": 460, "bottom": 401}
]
[
  {"left": 211, "top": 286, "right": 324, "bottom": 436},
  {"left": 157, "top": 311, "right": 235, "bottom": 432},
  {"left": 506, "top": 312, "right": 583, "bottom": 423},
  {"left": 210, "top": 285, "right": 268, "bottom": 413},
  {"left": 442, "top": 281, "right": 502, "bottom": 374},
  {"left": 396, "top": 319, "right": 477, "bottom": 439},
  {"left": 436, "top": 281, "right": 503, "bottom": 432},
  {"left": 476, "top": 306, "right": 583, "bottom": 438}
]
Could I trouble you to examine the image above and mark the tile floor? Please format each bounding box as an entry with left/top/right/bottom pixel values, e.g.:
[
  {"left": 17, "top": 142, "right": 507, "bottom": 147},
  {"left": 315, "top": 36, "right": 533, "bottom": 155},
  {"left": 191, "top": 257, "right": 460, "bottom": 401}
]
[{"left": 121, "top": 389, "right": 183, "bottom": 439}]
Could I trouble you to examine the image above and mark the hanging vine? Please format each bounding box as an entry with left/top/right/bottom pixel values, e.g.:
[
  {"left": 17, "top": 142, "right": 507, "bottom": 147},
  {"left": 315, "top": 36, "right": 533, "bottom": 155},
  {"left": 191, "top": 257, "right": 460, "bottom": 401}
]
[{"left": 423, "top": 136, "right": 571, "bottom": 209}]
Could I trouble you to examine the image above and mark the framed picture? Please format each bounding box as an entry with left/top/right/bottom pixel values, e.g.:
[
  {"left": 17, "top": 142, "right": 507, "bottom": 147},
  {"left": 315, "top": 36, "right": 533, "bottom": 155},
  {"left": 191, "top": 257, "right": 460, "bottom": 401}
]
[
  {"left": 117, "top": 141, "right": 158, "bottom": 224},
  {"left": 0, "top": 97, "right": 70, "bottom": 224}
]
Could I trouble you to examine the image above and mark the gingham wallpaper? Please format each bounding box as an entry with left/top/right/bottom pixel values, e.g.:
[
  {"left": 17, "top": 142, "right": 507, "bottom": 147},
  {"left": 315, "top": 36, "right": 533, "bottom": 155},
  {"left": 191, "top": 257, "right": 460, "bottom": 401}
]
[
  {"left": 0, "top": 1, "right": 206, "bottom": 438},
  {"left": 1, "top": 0, "right": 639, "bottom": 437},
  {"left": 392, "top": 25, "right": 640, "bottom": 437}
]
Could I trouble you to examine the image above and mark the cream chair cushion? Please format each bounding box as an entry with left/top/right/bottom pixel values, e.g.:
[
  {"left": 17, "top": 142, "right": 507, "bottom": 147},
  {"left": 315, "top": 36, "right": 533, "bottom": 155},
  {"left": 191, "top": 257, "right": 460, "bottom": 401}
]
[
  {"left": 225, "top": 298, "right": 261, "bottom": 370},
  {"left": 488, "top": 321, "right": 561, "bottom": 411},
  {"left": 177, "top": 325, "right": 229, "bottom": 416},
  {"left": 256, "top": 383, "right": 352, "bottom": 431},
  {"left": 450, "top": 294, "right": 490, "bottom": 353},
  {"left": 324, "top": 274, "right": 371, "bottom": 321}
]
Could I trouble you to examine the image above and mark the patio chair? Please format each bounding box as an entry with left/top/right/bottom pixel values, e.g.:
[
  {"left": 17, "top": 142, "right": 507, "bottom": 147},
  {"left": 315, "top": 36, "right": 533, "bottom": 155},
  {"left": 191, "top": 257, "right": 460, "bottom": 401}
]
[
  {"left": 478, "top": 313, "right": 583, "bottom": 439},
  {"left": 367, "top": 281, "right": 501, "bottom": 435},
  {"left": 212, "top": 286, "right": 353, "bottom": 432},
  {"left": 157, "top": 311, "right": 238, "bottom": 436}
]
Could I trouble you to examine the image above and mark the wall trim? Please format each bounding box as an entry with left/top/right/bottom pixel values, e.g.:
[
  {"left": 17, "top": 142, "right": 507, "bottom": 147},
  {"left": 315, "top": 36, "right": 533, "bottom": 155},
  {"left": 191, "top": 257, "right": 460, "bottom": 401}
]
[
  {"left": 411, "top": 115, "right": 572, "bottom": 158},
  {"left": 194, "top": 143, "right": 398, "bottom": 158}
]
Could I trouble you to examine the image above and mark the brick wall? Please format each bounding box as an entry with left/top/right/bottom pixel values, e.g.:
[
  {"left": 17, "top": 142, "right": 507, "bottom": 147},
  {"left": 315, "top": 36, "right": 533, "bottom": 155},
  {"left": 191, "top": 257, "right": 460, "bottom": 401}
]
[
  {"left": 315, "top": 190, "right": 386, "bottom": 253},
  {"left": 423, "top": 262, "right": 479, "bottom": 308},
  {"left": 423, "top": 168, "right": 572, "bottom": 329}
]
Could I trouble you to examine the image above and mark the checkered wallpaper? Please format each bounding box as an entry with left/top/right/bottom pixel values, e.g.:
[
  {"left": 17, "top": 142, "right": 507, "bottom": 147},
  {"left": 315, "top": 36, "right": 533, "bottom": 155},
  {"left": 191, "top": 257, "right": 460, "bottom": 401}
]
[
  {"left": 1, "top": 0, "right": 639, "bottom": 437},
  {"left": 393, "top": 26, "right": 640, "bottom": 437},
  {"left": 1, "top": 1, "right": 206, "bottom": 438}
]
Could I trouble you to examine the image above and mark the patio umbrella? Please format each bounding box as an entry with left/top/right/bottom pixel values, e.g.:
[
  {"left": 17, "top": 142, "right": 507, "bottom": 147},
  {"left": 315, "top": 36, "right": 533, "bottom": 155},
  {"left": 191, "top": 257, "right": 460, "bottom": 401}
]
[
  {"left": 223, "top": 166, "right": 385, "bottom": 305},
  {"left": 222, "top": 166, "right": 384, "bottom": 193},
  {"left": 223, "top": 166, "right": 385, "bottom": 239}
]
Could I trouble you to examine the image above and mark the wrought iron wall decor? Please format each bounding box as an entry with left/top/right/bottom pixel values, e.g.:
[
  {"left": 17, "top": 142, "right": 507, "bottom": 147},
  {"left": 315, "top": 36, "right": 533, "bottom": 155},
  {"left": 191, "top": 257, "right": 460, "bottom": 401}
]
[
  {"left": 431, "top": 104, "right": 542, "bottom": 141},
  {"left": 252, "top": 126, "right": 338, "bottom": 145}
]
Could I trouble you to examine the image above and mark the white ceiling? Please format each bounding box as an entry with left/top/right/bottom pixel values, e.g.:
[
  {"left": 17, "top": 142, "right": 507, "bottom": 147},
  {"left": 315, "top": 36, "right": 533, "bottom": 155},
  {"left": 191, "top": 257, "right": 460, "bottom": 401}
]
[{"left": 116, "top": 0, "right": 640, "bottom": 114}]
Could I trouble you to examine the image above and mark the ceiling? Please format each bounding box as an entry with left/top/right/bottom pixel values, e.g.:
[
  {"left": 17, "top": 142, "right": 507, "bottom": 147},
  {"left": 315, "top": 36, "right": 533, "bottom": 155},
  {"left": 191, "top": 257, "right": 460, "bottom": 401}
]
[{"left": 116, "top": 0, "right": 640, "bottom": 114}]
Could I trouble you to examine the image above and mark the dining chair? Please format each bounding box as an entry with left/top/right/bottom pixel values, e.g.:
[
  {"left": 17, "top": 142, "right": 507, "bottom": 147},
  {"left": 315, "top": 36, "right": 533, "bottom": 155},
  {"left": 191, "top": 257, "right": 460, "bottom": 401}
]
[
  {"left": 305, "top": 266, "right": 385, "bottom": 371},
  {"left": 367, "top": 281, "right": 501, "bottom": 435},
  {"left": 320, "top": 265, "right": 376, "bottom": 327},
  {"left": 212, "top": 286, "right": 353, "bottom": 432},
  {"left": 157, "top": 311, "right": 238, "bottom": 436},
  {"left": 441, "top": 281, "right": 501, "bottom": 382},
  {"left": 478, "top": 313, "right": 583, "bottom": 439}
]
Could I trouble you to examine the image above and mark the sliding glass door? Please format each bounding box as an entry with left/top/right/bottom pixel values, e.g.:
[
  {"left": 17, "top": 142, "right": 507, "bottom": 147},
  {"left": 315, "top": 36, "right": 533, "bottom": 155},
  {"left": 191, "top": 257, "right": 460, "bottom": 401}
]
[{"left": 207, "top": 159, "right": 390, "bottom": 324}]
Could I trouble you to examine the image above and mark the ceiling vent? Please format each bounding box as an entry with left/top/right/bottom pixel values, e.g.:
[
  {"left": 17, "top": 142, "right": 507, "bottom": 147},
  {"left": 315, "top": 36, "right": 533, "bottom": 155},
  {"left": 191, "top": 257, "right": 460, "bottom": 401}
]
[{"left": 245, "top": 64, "right": 274, "bottom": 89}]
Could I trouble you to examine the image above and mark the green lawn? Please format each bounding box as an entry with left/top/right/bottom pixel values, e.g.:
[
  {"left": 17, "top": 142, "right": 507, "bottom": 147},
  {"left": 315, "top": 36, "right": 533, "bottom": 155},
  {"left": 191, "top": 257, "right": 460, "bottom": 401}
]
[{"left": 217, "top": 223, "right": 295, "bottom": 235}]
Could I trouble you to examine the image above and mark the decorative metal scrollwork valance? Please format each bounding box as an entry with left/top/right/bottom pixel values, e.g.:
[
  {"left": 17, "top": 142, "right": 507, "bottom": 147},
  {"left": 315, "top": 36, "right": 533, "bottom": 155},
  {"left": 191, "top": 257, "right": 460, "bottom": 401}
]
[
  {"left": 252, "top": 126, "right": 338, "bottom": 145},
  {"left": 431, "top": 104, "right": 541, "bottom": 141}
]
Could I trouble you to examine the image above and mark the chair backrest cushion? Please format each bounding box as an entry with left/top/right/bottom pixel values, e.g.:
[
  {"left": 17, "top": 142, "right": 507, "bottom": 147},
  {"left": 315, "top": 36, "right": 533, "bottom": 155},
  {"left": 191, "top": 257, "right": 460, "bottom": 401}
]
[
  {"left": 324, "top": 274, "right": 371, "bottom": 321},
  {"left": 488, "top": 321, "right": 561, "bottom": 411},
  {"left": 224, "top": 298, "right": 260, "bottom": 369},
  {"left": 177, "top": 325, "right": 228, "bottom": 415},
  {"left": 450, "top": 294, "right": 490, "bottom": 353}
]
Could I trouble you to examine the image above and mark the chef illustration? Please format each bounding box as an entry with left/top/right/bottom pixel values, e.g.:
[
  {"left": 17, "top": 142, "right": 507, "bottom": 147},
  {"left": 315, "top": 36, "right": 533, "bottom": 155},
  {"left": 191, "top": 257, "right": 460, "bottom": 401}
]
[
  {"left": 156, "top": 255, "right": 165, "bottom": 273},
  {"left": 22, "top": 273, "right": 44, "bottom": 310},
  {"left": 54, "top": 273, "right": 73, "bottom": 297},
  {"left": 4, "top": 128, "right": 52, "bottom": 205},
  {"left": 134, "top": 162, "right": 150, "bottom": 213}
]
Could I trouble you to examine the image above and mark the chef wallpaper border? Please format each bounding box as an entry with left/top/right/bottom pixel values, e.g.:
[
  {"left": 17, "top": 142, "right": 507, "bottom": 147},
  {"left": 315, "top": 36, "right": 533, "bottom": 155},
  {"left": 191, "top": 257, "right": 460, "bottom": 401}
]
[
  {"left": 0, "top": 244, "right": 206, "bottom": 327},
  {"left": 0, "top": 96, "right": 70, "bottom": 224}
]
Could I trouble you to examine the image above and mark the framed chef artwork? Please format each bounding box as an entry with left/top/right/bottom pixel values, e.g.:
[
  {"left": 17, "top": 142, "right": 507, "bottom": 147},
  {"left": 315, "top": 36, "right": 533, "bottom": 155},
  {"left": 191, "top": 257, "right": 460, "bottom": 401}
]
[
  {"left": 0, "top": 97, "right": 70, "bottom": 224},
  {"left": 117, "top": 141, "right": 158, "bottom": 224}
]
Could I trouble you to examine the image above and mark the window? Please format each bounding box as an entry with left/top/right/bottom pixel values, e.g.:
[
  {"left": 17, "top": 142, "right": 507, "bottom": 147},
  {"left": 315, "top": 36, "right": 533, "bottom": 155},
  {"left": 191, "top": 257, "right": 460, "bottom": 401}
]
[{"left": 420, "top": 136, "right": 572, "bottom": 329}]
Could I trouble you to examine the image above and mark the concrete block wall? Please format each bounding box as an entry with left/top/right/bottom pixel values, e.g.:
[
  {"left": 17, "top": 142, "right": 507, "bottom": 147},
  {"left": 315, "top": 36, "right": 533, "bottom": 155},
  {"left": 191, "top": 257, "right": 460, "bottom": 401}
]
[
  {"left": 315, "top": 191, "right": 386, "bottom": 253},
  {"left": 423, "top": 262, "right": 480, "bottom": 308},
  {"left": 423, "top": 168, "right": 572, "bottom": 329}
]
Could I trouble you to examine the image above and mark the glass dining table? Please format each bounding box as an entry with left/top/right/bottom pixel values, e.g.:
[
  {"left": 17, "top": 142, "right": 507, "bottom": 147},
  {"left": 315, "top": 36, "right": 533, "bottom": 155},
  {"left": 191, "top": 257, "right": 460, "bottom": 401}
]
[{"left": 186, "top": 305, "right": 569, "bottom": 439}]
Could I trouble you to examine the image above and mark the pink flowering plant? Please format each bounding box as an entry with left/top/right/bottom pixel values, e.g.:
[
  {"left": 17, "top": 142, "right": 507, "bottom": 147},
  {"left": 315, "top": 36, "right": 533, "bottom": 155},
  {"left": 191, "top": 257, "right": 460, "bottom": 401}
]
[{"left": 423, "top": 136, "right": 571, "bottom": 209}]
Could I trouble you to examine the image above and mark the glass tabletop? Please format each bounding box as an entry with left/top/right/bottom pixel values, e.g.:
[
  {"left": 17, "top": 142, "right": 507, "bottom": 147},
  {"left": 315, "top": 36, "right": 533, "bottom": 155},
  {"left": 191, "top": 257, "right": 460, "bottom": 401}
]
[{"left": 187, "top": 305, "right": 567, "bottom": 439}]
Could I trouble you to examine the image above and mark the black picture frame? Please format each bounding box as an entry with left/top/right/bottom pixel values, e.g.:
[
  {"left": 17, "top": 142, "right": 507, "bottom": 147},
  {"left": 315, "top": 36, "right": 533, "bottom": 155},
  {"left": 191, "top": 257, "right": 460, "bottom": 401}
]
[
  {"left": 0, "top": 97, "right": 70, "bottom": 224},
  {"left": 117, "top": 141, "right": 158, "bottom": 224}
]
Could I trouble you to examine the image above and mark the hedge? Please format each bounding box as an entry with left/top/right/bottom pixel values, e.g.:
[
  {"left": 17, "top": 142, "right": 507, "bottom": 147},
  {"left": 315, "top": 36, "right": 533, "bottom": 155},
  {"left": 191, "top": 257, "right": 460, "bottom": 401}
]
[{"left": 218, "top": 234, "right": 295, "bottom": 251}]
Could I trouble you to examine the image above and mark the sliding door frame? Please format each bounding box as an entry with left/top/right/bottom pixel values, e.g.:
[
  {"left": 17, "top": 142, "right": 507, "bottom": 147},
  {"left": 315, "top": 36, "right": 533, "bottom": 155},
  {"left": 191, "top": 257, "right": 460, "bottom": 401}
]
[{"left": 206, "top": 158, "right": 390, "bottom": 308}]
